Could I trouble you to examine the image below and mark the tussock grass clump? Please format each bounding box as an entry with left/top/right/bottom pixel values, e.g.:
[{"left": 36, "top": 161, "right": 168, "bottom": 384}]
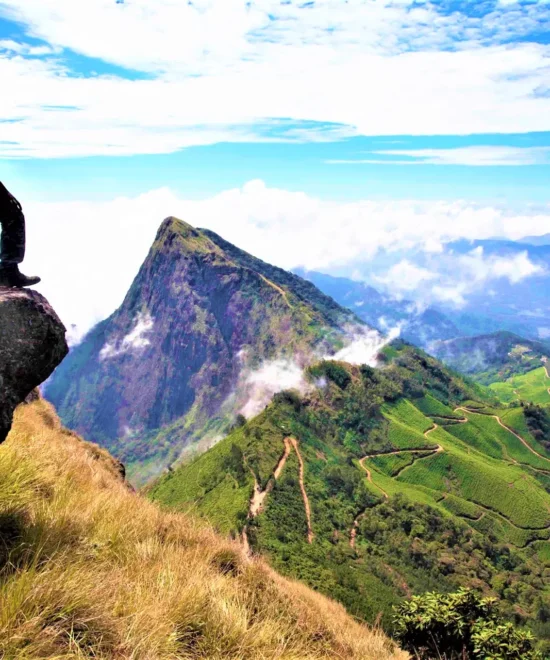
[{"left": 0, "top": 399, "right": 405, "bottom": 659}]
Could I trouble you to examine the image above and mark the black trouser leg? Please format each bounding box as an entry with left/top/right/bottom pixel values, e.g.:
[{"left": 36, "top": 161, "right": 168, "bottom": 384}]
[{"left": 0, "top": 210, "right": 25, "bottom": 264}]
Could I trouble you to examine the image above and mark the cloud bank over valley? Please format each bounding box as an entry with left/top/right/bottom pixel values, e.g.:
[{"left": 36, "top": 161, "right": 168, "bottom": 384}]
[{"left": 23, "top": 181, "right": 550, "bottom": 338}]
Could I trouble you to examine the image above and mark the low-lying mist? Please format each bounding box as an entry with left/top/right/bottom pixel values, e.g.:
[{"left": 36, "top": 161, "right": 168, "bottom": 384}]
[{"left": 237, "top": 324, "right": 402, "bottom": 420}]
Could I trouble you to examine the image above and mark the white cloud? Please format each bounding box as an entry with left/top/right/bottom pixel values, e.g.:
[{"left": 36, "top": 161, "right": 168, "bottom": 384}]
[
  {"left": 237, "top": 324, "right": 400, "bottom": 418},
  {"left": 239, "top": 358, "right": 311, "bottom": 419},
  {"left": 330, "top": 146, "right": 550, "bottom": 166},
  {"left": 539, "top": 327, "right": 550, "bottom": 339},
  {"left": 375, "top": 260, "right": 437, "bottom": 292},
  {"left": 100, "top": 311, "right": 154, "bottom": 360},
  {"left": 431, "top": 284, "right": 468, "bottom": 307},
  {"left": 460, "top": 246, "right": 544, "bottom": 284},
  {"left": 22, "top": 181, "right": 550, "bottom": 335},
  {"left": 0, "top": 1, "right": 550, "bottom": 156},
  {"left": 329, "top": 325, "right": 402, "bottom": 365},
  {"left": 373, "top": 246, "right": 545, "bottom": 309},
  {"left": 5, "top": 0, "right": 550, "bottom": 73}
]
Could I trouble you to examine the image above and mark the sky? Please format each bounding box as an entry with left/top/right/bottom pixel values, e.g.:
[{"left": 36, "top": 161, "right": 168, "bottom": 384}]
[{"left": 1, "top": 0, "right": 549, "bottom": 339}]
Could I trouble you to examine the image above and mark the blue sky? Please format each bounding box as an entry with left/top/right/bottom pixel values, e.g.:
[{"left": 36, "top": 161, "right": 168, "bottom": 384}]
[
  {"left": 2, "top": 133, "right": 550, "bottom": 204},
  {"left": 0, "top": 1, "right": 549, "bottom": 335},
  {"left": 1, "top": 0, "right": 550, "bottom": 202}
]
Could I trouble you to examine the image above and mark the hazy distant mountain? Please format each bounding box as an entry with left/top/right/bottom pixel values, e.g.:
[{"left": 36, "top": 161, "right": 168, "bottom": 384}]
[
  {"left": 46, "top": 218, "right": 363, "bottom": 483},
  {"left": 438, "top": 239, "right": 550, "bottom": 340},
  {"left": 329, "top": 236, "right": 550, "bottom": 343},
  {"left": 294, "top": 268, "right": 460, "bottom": 348},
  {"left": 519, "top": 234, "right": 550, "bottom": 247},
  {"left": 430, "top": 330, "right": 550, "bottom": 385}
]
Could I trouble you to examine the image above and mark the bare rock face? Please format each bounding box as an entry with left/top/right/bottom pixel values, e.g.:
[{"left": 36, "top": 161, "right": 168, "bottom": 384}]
[{"left": 0, "top": 288, "right": 68, "bottom": 443}]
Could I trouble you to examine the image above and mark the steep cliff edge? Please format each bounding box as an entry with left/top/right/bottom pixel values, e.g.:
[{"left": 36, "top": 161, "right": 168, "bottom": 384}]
[{"left": 0, "top": 288, "right": 67, "bottom": 443}]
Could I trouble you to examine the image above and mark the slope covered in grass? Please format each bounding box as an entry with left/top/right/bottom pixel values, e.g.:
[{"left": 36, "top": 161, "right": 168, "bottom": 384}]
[{"left": 0, "top": 398, "right": 404, "bottom": 660}]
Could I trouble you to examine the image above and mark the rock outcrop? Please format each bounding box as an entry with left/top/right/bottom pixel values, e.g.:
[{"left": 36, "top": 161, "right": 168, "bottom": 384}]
[{"left": 0, "top": 288, "right": 68, "bottom": 443}]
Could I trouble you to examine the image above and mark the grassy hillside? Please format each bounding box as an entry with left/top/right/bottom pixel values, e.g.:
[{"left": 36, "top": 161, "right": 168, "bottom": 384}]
[
  {"left": 490, "top": 365, "right": 550, "bottom": 405},
  {"left": 151, "top": 347, "right": 550, "bottom": 650},
  {"left": 0, "top": 398, "right": 405, "bottom": 659}
]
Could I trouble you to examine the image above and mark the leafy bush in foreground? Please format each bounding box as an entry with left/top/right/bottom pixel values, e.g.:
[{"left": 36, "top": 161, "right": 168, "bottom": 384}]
[{"left": 394, "top": 588, "right": 541, "bottom": 659}]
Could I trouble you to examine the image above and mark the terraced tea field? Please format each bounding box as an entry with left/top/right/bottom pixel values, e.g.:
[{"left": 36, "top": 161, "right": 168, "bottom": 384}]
[
  {"left": 361, "top": 398, "right": 550, "bottom": 550},
  {"left": 490, "top": 364, "right": 550, "bottom": 405}
]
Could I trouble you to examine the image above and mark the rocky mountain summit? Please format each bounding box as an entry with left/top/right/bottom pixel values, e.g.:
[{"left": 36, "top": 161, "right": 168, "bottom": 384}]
[
  {"left": 47, "top": 217, "right": 364, "bottom": 483},
  {"left": 0, "top": 288, "right": 68, "bottom": 442}
]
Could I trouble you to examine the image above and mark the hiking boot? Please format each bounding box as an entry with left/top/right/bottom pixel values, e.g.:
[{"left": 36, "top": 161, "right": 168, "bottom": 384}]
[{"left": 0, "top": 263, "right": 41, "bottom": 288}]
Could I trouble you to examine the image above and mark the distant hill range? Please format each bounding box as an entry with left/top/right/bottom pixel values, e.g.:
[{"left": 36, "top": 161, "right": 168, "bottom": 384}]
[
  {"left": 46, "top": 218, "right": 366, "bottom": 483},
  {"left": 430, "top": 331, "right": 550, "bottom": 385},
  {"left": 293, "top": 268, "right": 460, "bottom": 348},
  {"left": 413, "top": 238, "right": 550, "bottom": 340},
  {"left": 519, "top": 233, "right": 550, "bottom": 247},
  {"left": 303, "top": 237, "right": 550, "bottom": 343}
]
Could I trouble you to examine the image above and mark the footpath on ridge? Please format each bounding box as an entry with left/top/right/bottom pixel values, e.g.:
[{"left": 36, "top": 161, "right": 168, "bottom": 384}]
[{"left": 242, "top": 437, "right": 313, "bottom": 553}]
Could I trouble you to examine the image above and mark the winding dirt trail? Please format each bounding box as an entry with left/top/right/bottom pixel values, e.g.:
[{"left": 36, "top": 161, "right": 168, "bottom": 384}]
[
  {"left": 242, "top": 437, "right": 313, "bottom": 553},
  {"left": 358, "top": 458, "right": 390, "bottom": 498},
  {"left": 456, "top": 406, "right": 550, "bottom": 466},
  {"left": 259, "top": 275, "right": 292, "bottom": 309},
  {"left": 247, "top": 440, "right": 292, "bottom": 518},
  {"left": 289, "top": 438, "right": 314, "bottom": 544}
]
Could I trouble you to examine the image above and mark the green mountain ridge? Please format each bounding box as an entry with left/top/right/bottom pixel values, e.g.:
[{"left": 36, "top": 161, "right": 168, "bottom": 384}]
[
  {"left": 151, "top": 346, "right": 550, "bottom": 650},
  {"left": 430, "top": 330, "right": 550, "bottom": 385},
  {"left": 46, "top": 218, "right": 365, "bottom": 484}
]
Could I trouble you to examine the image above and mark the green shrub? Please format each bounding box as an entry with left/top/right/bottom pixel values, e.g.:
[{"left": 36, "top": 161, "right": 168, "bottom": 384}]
[
  {"left": 393, "top": 588, "right": 541, "bottom": 659},
  {"left": 308, "top": 361, "right": 352, "bottom": 389}
]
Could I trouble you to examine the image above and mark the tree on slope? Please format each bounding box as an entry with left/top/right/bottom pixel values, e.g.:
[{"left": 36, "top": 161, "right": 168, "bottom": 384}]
[{"left": 394, "top": 588, "right": 541, "bottom": 659}]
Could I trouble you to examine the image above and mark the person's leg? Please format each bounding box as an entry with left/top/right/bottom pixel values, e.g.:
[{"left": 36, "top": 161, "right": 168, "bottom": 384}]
[
  {"left": 0, "top": 184, "right": 40, "bottom": 288},
  {"left": 0, "top": 207, "right": 26, "bottom": 264}
]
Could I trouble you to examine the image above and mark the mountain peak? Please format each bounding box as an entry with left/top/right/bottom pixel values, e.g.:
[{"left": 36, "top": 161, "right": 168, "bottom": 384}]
[
  {"left": 47, "top": 221, "right": 361, "bottom": 483},
  {"left": 153, "top": 216, "right": 225, "bottom": 261},
  {"left": 156, "top": 216, "right": 196, "bottom": 239}
]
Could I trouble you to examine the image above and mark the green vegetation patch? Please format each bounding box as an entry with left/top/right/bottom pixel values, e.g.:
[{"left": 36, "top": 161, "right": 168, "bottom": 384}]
[
  {"left": 369, "top": 450, "right": 436, "bottom": 477},
  {"left": 397, "top": 436, "right": 550, "bottom": 529},
  {"left": 414, "top": 394, "right": 463, "bottom": 420},
  {"left": 384, "top": 399, "right": 435, "bottom": 434},
  {"left": 441, "top": 495, "right": 483, "bottom": 521},
  {"left": 490, "top": 367, "right": 550, "bottom": 406}
]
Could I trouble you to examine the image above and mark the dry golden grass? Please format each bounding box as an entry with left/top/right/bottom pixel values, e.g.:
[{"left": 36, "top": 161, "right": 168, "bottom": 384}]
[{"left": 0, "top": 399, "right": 407, "bottom": 660}]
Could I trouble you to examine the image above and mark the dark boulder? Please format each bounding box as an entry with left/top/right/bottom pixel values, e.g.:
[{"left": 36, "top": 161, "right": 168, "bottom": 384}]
[{"left": 0, "top": 288, "right": 67, "bottom": 443}]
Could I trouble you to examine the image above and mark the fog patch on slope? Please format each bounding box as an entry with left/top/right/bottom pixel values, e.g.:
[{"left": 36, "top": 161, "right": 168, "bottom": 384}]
[
  {"left": 237, "top": 324, "right": 402, "bottom": 419},
  {"left": 329, "top": 325, "right": 402, "bottom": 366},
  {"left": 239, "top": 359, "right": 312, "bottom": 419},
  {"left": 100, "top": 311, "right": 154, "bottom": 360}
]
